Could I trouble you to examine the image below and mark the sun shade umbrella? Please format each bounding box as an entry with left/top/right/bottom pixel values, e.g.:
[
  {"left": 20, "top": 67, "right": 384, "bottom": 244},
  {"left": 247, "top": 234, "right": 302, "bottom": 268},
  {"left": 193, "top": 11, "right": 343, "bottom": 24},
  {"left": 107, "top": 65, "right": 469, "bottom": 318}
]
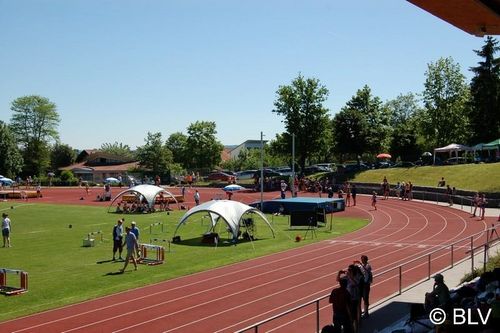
[
  {"left": 422, "top": 152, "right": 432, "bottom": 157},
  {"left": 222, "top": 184, "right": 244, "bottom": 192},
  {"left": 376, "top": 153, "right": 392, "bottom": 159}
]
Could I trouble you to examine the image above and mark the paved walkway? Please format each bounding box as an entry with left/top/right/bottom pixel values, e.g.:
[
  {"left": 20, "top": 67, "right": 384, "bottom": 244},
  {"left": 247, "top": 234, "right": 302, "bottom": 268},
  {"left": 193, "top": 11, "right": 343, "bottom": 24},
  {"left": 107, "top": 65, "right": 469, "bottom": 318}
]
[{"left": 360, "top": 201, "right": 500, "bottom": 333}]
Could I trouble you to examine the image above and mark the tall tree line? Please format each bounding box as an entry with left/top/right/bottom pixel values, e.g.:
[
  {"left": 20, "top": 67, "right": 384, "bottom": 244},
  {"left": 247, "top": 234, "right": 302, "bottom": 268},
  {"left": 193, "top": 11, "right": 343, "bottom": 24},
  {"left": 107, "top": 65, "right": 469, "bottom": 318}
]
[{"left": 272, "top": 37, "right": 500, "bottom": 165}]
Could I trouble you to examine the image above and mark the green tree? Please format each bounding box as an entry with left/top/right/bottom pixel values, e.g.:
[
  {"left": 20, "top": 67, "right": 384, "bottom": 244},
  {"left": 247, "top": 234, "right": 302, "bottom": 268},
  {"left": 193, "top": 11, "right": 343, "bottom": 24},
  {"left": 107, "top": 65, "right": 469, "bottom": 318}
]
[
  {"left": 136, "top": 132, "right": 173, "bottom": 175},
  {"left": 0, "top": 121, "right": 23, "bottom": 178},
  {"left": 100, "top": 142, "right": 134, "bottom": 159},
  {"left": 390, "top": 120, "right": 420, "bottom": 162},
  {"left": 332, "top": 108, "right": 367, "bottom": 162},
  {"left": 422, "top": 57, "right": 471, "bottom": 147},
  {"left": 469, "top": 37, "right": 500, "bottom": 143},
  {"left": 384, "top": 93, "right": 423, "bottom": 160},
  {"left": 332, "top": 85, "right": 390, "bottom": 162},
  {"left": 50, "top": 143, "right": 76, "bottom": 171},
  {"left": 166, "top": 132, "right": 188, "bottom": 166},
  {"left": 185, "top": 121, "right": 223, "bottom": 169},
  {"left": 344, "top": 85, "right": 390, "bottom": 154},
  {"left": 9, "top": 95, "right": 60, "bottom": 176},
  {"left": 272, "top": 75, "right": 330, "bottom": 170},
  {"left": 385, "top": 93, "right": 422, "bottom": 126}
]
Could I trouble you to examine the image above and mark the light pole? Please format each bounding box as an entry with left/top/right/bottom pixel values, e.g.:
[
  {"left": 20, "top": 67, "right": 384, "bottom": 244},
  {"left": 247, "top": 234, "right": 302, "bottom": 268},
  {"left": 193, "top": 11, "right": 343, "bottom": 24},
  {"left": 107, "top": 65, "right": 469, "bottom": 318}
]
[
  {"left": 292, "top": 133, "right": 296, "bottom": 197},
  {"left": 260, "top": 131, "right": 264, "bottom": 211}
]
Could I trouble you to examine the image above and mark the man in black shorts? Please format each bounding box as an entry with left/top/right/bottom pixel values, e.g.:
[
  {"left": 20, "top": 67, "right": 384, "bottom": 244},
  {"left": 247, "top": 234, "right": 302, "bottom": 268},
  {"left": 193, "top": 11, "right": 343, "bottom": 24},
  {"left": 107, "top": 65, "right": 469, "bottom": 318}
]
[{"left": 112, "top": 219, "right": 124, "bottom": 260}]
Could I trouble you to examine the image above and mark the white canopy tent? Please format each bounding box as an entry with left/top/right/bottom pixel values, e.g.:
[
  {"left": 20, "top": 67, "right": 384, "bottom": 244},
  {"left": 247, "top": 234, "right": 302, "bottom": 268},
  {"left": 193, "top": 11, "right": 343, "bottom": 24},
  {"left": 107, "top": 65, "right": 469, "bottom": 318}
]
[
  {"left": 433, "top": 143, "right": 472, "bottom": 164},
  {"left": 174, "top": 200, "right": 275, "bottom": 241},
  {"left": 108, "top": 184, "right": 177, "bottom": 211}
]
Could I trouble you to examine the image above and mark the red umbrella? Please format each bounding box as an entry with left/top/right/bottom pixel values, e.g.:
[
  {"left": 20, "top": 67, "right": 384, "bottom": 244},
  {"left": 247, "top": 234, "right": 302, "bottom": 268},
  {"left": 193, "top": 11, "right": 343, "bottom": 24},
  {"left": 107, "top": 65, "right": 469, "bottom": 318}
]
[{"left": 376, "top": 153, "right": 392, "bottom": 159}]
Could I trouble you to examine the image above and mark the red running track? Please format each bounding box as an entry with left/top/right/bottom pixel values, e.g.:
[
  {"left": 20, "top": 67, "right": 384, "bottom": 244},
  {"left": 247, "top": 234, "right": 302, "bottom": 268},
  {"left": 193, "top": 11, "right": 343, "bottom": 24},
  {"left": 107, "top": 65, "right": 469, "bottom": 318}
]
[{"left": 0, "top": 188, "right": 496, "bottom": 333}]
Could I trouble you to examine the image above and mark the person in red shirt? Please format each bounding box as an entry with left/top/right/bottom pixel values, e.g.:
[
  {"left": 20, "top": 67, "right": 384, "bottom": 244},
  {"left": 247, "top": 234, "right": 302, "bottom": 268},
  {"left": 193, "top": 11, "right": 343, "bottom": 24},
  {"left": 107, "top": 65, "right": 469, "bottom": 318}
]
[{"left": 329, "top": 274, "right": 352, "bottom": 333}]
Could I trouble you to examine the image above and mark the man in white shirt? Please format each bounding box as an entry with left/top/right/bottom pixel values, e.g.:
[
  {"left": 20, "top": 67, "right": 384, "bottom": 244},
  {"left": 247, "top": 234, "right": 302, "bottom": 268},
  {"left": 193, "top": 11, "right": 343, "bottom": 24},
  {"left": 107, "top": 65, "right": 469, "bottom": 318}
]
[{"left": 2, "top": 213, "right": 12, "bottom": 247}]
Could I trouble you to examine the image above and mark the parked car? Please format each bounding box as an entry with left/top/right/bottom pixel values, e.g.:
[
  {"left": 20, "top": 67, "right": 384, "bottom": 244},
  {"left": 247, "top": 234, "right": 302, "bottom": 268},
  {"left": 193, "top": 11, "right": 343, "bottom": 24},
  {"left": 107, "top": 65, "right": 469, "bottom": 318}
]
[
  {"left": 374, "top": 161, "right": 393, "bottom": 169},
  {"left": 338, "top": 162, "right": 371, "bottom": 173},
  {"left": 302, "top": 165, "right": 330, "bottom": 175},
  {"left": 275, "top": 167, "right": 293, "bottom": 176},
  {"left": 314, "top": 163, "right": 335, "bottom": 171},
  {"left": 391, "top": 161, "right": 416, "bottom": 168},
  {"left": 206, "top": 172, "right": 234, "bottom": 182},
  {"left": 443, "top": 157, "right": 470, "bottom": 165},
  {"left": 236, "top": 170, "right": 258, "bottom": 180},
  {"left": 253, "top": 169, "right": 283, "bottom": 178},
  {"left": 0, "top": 176, "right": 14, "bottom": 186}
]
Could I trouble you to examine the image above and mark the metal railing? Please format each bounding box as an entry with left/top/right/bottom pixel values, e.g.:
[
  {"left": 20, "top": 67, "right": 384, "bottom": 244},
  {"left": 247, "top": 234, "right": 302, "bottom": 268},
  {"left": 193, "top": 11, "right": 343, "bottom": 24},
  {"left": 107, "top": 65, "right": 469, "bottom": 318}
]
[{"left": 236, "top": 225, "right": 500, "bottom": 333}]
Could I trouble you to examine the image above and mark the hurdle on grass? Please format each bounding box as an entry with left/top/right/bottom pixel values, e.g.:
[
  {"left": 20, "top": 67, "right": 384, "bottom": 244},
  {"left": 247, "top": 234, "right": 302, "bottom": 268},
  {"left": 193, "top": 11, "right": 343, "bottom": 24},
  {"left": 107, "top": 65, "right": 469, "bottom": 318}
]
[
  {"left": 82, "top": 230, "right": 105, "bottom": 247},
  {"left": 150, "top": 237, "right": 172, "bottom": 253},
  {"left": 138, "top": 243, "right": 165, "bottom": 265},
  {"left": 0, "top": 268, "right": 28, "bottom": 296},
  {"left": 149, "top": 222, "right": 164, "bottom": 234},
  {"left": 87, "top": 230, "right": 104, "bottom": 242}
]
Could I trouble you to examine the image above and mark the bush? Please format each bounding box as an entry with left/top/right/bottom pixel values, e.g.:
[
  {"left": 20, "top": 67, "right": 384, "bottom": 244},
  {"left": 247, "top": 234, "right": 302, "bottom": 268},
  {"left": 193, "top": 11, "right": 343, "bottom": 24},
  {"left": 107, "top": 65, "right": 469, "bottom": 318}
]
[{"left": 57, "top": 170, "right": 78, "bottom": 186}]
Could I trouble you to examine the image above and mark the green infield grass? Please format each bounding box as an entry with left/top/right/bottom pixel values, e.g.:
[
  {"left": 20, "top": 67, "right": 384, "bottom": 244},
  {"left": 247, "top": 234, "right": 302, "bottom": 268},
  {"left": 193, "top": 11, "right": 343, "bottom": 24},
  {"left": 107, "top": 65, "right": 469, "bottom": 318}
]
[
  {"left": 352, "top": 163, "right": 500, "bottom": 193},
  {"left": 0, "top": 202, "right": 367, "bottom": 321}
]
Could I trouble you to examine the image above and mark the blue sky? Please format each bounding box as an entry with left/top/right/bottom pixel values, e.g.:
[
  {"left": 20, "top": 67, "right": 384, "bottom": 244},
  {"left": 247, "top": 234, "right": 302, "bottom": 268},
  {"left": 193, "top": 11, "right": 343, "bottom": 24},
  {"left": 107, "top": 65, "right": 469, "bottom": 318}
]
[{"left": 0, "top": 0, "right": 486, "bottom": 149}]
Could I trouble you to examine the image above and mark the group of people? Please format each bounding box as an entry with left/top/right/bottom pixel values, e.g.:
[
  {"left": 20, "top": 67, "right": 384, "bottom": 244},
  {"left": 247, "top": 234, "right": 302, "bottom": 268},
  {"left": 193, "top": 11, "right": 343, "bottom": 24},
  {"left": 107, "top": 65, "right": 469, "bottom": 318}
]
[
  {"left": 334, "top": 182, "right": 357, "bottom": 207},
  {"left": 116, "top": 200, "right": 156, "bottom": 214},
  {"left": 326, "top": 255, "right": 373, "bottom": 333},
  {"left": 423, "top": 269, "right": 500, "bottom": 331},
  {"left": 392, "top": 180, "right": 414, "bottom": 201},
  {"left": 112, "top": 218, "right": 140, "bottom": 272},
  {"left": 472, "top": 192, "right": 488, "bottom": 220}
]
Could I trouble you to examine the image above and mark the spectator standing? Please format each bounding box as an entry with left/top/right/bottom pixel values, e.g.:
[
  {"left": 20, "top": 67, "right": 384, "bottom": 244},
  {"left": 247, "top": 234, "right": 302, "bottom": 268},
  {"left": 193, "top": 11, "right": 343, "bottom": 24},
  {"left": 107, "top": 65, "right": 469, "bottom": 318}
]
[
  {"left": 130, "top": 221, "right": 139, "bottom": 240},
  {"left": 356, "top": 255, "right": 373, "bottom": 318},
  {"left": 446, "top": 185, "right": 453, "bottom": 206},
  {"left": 280, "top": 180, "right": 287, "bottom": 199},
  {"left": 471, "top": 192, "right": 480, "bottom": 217},
  {"left": 382, "top": 176, "right": 389, "bottom": 200},
  {"left": 343, "top": 265, "right": 363, "bottom": 331},
  {"left": 120, "top": 227, "right": 138, "bottom": 272},
  {"left": 329, "top": 274, "right": 353, "bottom": 333},
  {"left": 345, "top": 183, "right": 351, "bottom": 207},
  {"left": 351, "top": 184, "right": 357, "bottom": 206},
  {"left": 404, "top": 182, "right": 410, "bottom": 201},
  {"left": 2, "top": 213, "right": 12, "bottom": 247},
  {"left": 479, "top": 193, "right": 487, "bottom": 220},
  {"left": 395, "top": 182, "right": 401, "bottom": 199},
  {"left": 327, "top": 186, "right": 334, "bottom": 198},
  {"left": 316, "top": 182, "right": 323, "bottom": 198},
  {"left": 194, "top": 190, "right": 200, "bottom": 206},
  {"left": 112, "top": 219, "right": 124, "bottom": 261}
]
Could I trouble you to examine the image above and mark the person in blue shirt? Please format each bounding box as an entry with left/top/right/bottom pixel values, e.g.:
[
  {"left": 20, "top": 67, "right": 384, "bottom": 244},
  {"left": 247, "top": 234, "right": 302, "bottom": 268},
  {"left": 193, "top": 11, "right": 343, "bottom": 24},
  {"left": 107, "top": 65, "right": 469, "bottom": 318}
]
[
  {"left": 130, "top": 221, "right": 139, "bottom": 240},
  {"left": 120, "top": 227, "right": 138, "bottom": 272}
]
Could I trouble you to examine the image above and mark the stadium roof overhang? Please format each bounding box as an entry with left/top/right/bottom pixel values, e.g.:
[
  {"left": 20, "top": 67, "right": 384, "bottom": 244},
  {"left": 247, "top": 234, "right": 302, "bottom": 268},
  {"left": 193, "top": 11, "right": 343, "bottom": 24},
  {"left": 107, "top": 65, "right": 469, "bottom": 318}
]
[{"left": 407, "top": 0, "right": 500, "bottom": 36}]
